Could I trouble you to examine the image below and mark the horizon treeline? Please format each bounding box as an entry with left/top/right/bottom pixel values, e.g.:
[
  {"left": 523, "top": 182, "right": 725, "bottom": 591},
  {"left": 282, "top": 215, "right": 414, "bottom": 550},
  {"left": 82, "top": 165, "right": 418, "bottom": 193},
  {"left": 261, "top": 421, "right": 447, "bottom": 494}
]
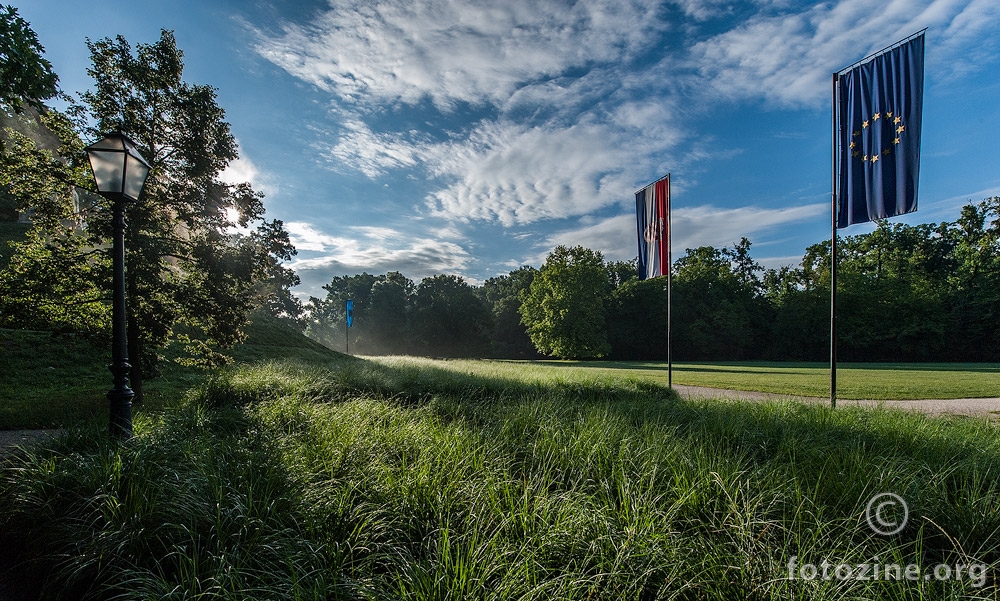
[{"left": 304, "top": 196, "right": 1000, "bottom": 363}]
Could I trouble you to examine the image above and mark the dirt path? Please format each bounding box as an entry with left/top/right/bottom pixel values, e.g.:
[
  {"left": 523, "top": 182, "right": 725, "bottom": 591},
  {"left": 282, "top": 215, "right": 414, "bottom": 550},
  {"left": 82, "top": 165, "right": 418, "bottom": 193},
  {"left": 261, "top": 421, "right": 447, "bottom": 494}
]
[{"left": 0, "top": 430, "right": 62, "bottom": 456}]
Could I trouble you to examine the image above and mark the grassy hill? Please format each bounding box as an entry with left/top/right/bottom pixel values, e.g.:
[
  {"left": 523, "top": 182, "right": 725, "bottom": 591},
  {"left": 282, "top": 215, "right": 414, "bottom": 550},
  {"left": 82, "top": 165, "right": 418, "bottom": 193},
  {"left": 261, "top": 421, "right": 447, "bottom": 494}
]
[{"left": 0, "top": 310, "right": 342, "bottom": 429}]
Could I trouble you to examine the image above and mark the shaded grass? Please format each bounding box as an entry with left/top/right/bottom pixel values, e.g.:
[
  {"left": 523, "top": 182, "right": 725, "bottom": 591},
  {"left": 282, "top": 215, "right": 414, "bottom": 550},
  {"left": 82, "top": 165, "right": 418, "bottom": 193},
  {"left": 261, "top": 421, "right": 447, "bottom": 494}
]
[
  {"left": 2, "top": 357, "right": 999, "bottom": 599},
  {"left": 0, "top": 313, "right": 345, "bottom": 429}
]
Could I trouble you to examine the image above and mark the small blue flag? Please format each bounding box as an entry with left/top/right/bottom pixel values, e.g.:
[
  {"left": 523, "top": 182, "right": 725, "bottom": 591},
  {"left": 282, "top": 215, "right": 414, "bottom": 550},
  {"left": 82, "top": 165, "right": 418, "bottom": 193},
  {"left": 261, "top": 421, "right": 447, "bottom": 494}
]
[
  {"left": 837, "top": 33, "right": 924, "bottom": 228},
  {"left": 346, "top": 299, "right": 353, "bottom": 328}
]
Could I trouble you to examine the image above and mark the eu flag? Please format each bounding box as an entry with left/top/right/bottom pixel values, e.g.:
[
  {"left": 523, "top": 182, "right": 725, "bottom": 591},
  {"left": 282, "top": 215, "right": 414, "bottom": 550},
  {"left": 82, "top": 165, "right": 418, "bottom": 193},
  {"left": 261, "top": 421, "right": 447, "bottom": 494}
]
[
  {"left": 346, "top": 299, "right": 354, "bottom": 328},
  {"left": 837, "top": 33, "right": 924, "bottom": 228}
]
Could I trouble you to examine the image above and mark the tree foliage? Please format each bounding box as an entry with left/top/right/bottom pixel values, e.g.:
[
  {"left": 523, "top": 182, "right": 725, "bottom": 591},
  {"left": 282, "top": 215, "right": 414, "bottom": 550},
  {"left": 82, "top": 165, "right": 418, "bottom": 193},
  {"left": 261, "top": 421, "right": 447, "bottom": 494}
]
[
  {"left": 301, "top": 200, "right": 1000, "bottom": 363},
  {"left": 0, "top": 5, "right": 58, "bottom": 114},
  {"left": 69, "top": 30, "right": 298, "bottom": 385},
  {"left": 0, "top": 28, "right": 296, "bottom": 401},
  {"left": 411, "top": 274, "right": 491, "bottom": 357},
  {"left": 520, "top": 245, "right": 611, "bottom": 359},
  {"left": 479, "top": 266, "right": 538, "bottom": 358}
]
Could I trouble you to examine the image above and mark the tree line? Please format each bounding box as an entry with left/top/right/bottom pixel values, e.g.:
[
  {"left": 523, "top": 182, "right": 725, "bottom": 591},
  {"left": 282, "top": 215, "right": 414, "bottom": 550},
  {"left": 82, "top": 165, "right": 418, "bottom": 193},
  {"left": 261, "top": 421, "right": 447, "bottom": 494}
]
[{"left": 304, "top": 199, "right": 1000, "bottom": 363}]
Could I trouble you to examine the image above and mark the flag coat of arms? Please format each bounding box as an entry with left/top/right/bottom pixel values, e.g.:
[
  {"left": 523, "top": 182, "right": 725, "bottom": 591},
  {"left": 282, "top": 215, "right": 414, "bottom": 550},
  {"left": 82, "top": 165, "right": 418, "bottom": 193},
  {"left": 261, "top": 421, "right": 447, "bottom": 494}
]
[
  {"left": 635, "top": 175, "right": 669, "bottom": 280},
  {"left": 837, "top": 33, "right": 924, "bottom": 228}
]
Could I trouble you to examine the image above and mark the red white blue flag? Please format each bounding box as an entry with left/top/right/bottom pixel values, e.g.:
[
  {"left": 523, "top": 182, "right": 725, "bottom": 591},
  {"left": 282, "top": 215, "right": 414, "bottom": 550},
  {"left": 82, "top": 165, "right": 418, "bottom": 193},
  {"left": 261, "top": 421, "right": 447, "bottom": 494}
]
[{"left": 635, "top": 175, "right": 669, "bottom": 280}]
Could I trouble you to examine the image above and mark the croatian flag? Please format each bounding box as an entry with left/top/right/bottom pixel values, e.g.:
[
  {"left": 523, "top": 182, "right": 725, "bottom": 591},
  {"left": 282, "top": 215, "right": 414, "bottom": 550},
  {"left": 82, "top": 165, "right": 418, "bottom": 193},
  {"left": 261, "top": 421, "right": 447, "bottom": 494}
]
[{"left": 636, "top": 175, "right": 670, "bottom": 280}]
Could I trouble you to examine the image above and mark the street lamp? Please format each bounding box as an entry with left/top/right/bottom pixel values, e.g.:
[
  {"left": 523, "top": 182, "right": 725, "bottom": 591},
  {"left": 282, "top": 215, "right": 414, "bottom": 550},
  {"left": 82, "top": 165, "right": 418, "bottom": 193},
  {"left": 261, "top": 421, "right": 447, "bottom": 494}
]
[{"left": 84, "top": 131, "right": 151, "bottom": 440}]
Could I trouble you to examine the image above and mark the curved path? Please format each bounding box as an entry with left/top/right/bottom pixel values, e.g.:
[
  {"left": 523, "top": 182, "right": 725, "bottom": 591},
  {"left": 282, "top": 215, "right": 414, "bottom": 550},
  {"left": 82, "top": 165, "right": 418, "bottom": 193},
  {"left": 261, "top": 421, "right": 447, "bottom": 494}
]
[{"left": 673, "top": 384, "right": 1000, "bottom": 417}]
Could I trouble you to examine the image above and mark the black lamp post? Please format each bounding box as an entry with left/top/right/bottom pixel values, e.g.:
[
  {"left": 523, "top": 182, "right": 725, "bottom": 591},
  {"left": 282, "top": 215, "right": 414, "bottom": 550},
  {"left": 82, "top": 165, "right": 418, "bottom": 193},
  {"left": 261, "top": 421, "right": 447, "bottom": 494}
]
[{"left": 84, "top": 131, "right": 151, "bottom": 441}]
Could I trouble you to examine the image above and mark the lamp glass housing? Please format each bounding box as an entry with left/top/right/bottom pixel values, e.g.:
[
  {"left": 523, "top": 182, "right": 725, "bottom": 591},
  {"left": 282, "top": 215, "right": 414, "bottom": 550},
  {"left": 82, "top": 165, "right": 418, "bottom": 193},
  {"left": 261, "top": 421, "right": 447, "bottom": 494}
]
[{"left": 85, "top": 132, "right": 152, "bottom": 202}]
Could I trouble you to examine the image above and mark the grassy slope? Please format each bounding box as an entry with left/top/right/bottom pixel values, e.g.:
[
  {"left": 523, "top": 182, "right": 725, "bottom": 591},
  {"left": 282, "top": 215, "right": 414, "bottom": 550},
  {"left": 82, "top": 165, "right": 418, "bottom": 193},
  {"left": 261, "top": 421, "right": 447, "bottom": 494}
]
[
  {"left": 4, "top": 320, "right": 1000, "bottom": 429},
  {"left": 0, "top": 312, "right": 344, "bottom": 429}
]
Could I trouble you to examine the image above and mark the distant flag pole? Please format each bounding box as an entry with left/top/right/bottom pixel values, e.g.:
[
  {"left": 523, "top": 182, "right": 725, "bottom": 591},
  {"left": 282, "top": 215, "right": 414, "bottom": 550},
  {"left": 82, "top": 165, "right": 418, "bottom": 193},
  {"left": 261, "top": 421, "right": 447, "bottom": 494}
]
[
  {"left": 636, "top": 173, "right": 672, "bottom": 387},
  {"left": 346, "top": 299, "right": 354, "bottom": 354},
  {"left": 831, "top": 30, "right": 926, "bottom": 407}
]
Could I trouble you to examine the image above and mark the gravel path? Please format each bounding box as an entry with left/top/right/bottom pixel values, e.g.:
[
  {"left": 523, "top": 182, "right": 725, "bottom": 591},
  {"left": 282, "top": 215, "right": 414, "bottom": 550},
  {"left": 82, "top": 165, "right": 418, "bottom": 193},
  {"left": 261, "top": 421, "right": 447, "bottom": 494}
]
[
  {"left": 673, "top": 384, "right": 1000, "bottom": 416},
  {"left": 0, "top": 429, "right": 62, "bottom": 456}
]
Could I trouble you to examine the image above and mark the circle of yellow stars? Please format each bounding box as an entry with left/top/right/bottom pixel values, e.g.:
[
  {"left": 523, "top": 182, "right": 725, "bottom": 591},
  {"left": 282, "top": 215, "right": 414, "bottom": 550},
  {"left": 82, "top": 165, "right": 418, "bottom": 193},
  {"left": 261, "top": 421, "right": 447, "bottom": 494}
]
[{"left": 849, "top": 110, "right": 905, "bottom": 165}]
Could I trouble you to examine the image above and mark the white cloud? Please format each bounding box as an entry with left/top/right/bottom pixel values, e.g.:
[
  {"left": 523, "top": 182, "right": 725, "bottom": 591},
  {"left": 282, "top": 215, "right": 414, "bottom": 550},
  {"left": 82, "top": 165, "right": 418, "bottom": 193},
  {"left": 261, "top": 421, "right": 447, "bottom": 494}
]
[
  {"left": 253, "top": 0, "right": 662, "bottom": 109},
  {"left": 321, "top": 108, "right": 687, "bottom": 227},
  {"left": 670, "top": 0, "right": 734, "bottom": 21},
  {"left": 218, "top": 141, "right": 275, "bottom": 197},
  {"left": 285, "top": 221, "right": 474, "bottom": 296},
  {"left": 317, "top": 120, "right": 424, "bottom": 177},
  {"left": 424, "top": 119, "right": 653, "bottom": 226},
  {"left": 690, "top": 0, "right": 1000, "bottom": 107},
  {"left": 537, "top": 202, "right": 827, "bottom": 265}
]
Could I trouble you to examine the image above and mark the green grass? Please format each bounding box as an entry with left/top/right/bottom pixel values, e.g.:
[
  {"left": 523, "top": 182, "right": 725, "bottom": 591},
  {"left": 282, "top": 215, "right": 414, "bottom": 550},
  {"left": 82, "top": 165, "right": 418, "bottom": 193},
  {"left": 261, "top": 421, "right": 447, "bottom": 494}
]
[
  {"left": 529, "top": 360, "right": 1000, "bottom": 400},
  {"left": 4, "top": 304, "right": 999, "bottom": 430},
  {"left": 0, "top": 312, "right": 345, "bottom": 429},
  {"left": 2, "top": 356, "right": 999, "bottom": 599}
]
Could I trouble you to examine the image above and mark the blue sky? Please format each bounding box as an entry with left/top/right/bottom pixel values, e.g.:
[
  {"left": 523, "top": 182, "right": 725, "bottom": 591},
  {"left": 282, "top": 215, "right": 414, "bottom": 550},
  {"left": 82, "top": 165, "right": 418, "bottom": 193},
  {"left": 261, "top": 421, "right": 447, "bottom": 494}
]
[{"left": 13, "top": 0, "right": 1000, "bottom": 299}]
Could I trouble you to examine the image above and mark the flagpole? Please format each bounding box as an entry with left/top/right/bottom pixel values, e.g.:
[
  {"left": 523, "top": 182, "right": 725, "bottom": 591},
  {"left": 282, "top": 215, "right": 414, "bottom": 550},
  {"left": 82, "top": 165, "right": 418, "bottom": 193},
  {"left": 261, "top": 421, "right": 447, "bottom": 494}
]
[
  {"left": 667, "top": 173, "right": 672, "bottom": 389},
  {"left": 634, "top": 173, "right": 672, "bottom": 385},
  {"left": 830, "top": 72, "right": 838, "bottom": 409}
]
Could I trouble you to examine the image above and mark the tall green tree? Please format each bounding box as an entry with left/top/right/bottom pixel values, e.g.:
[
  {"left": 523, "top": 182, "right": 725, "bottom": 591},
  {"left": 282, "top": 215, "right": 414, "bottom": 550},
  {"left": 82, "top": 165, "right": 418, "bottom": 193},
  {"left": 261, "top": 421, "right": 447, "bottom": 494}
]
[
  {"left": 368, "top": 271, "right": 414, "bottom": 353},
  {"left": 479, "top": 266, "right": 538, "bottom": 358},
  {"left": 670, "top": 242, "right": 769, "bottom": 361},
  {"left": 520, "top": 245, "right": 610, "bottom": 359},
  {"left": 304, "top": 272, "right": 377, "bottom": 352},
  {"left": 411, "top": 274, "right": 491, "bottom": 357},
  {"left": 0, "top": 5, "right": 58, "bottom": 114},
  {"left": 303, "top": 271, "right": 415, "bottom": 354},
  {"left": 607, "top": 276, "right": 668, "bottom": 360},
  {"left": 1, "top": 30, "right": 296, "bottom": 400},
  {"left": 75, "top": 30, "right": 296, "bottom": 395},
  {"left": 941, "top": 198, "right": 1000, "bottom": 360},
  {"left": 0, "top": 107, "right": 103, "bottom": 331}
]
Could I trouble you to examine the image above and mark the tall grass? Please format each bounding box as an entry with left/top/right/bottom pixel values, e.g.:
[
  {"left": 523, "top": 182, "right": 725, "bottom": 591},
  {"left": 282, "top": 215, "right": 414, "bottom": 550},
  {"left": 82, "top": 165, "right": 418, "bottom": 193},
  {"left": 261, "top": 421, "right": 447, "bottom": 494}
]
[{"left": 2, "top": 357, "right": 999, "bottom": 599}]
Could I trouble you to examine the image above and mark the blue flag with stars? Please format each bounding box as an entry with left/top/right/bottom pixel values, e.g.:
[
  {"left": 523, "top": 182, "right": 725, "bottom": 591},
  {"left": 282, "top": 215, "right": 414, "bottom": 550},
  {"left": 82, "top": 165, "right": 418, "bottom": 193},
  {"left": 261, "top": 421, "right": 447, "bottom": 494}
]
[{"left": 837, "top": 33, "right": 924, "bottom": 228}]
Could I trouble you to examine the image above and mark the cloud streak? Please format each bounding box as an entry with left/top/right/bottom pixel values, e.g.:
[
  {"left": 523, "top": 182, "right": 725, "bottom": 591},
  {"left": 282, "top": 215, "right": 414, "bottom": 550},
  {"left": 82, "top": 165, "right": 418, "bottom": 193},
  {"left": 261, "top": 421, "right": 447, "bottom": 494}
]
[
  {"left": 691, "top": 0, "right": 1000, "bottom": 107},
  {"left": 539, "top": 202, "right": 827, "bottom": 266},
  {"left": 253, "top": 0, "right": 662, "bottom": 110},
  {"left": 285, "top": 221, "right": 474, "bottom": 296}
]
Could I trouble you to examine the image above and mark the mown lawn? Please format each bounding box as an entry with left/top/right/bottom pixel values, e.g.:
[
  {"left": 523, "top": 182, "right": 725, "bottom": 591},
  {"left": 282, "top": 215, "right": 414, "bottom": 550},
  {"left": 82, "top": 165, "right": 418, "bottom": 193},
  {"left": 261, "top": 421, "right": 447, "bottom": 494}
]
[{"left": 529, "top": 360, "right": 1000, "bottom": 400}]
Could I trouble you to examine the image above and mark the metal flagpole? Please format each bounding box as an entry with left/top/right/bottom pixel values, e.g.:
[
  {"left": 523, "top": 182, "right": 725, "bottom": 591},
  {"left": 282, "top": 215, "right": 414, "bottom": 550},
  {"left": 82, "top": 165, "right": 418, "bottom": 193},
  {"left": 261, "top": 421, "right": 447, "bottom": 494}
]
[
  {"left": 634, "top": 173, "right": 673, "bottom": 385},
  {"left": 667, "top": 173, "right": 672, "bottom": 389},
  {"left": 830, "top": 73, "right": 838, "bottom": 409}
]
